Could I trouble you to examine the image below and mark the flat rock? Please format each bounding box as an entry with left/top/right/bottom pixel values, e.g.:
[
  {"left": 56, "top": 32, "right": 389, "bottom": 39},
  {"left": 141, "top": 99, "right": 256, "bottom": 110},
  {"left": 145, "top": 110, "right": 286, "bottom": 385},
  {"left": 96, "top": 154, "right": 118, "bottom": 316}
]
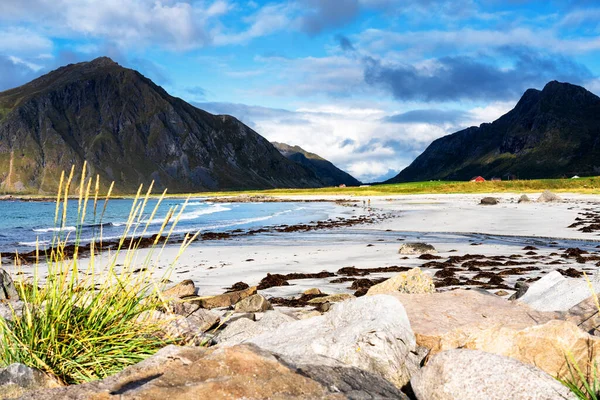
[
  {"left": 138, "top": 310, "right": 217, "bottom": 345},
  {"left": 216, "top": 310, "right": 296, "bottom": 346},
  {"left": 303, "top": 288, "right": 322, "bottom": 295},
  {"left": 389, "top": 289, "right": 556, "bottom": 354},
  {"left": 306, "top": 293, "right": 354, "bottom": 304},
  {"left": 411, "top": 349, "right": 576, "bottom": 400},
  {"left": 162, "top": 280, "right": 196, "bottom": 300},
  {"left": 398, "top": 242, "right": 437, "bottom": 255},
  {"left": 18, "top": 345, "right": 350, "bottom": 400},
  {"left": 367, "top": 267, "right": 434, "bottom": 295},
  {"left": 565, "top": 295, "right": 600, "bottom": 334},
  {"left": 518, "top": 270, "right": 600, "bottom": 312},
  {"left": 537, "top": 190, "right": 562, "bottom": 203},
  {"left": 0, "top": 269, "right": 19, "bottom": 301},
  {"left": 234, "top": 294, "right": 272, "bottom": 313},
  {"left": 248, "top": 295, "right": 421, "bottom": 388},
  {"left": 197, "top": 286, "right": 257, "bottom": 309}
]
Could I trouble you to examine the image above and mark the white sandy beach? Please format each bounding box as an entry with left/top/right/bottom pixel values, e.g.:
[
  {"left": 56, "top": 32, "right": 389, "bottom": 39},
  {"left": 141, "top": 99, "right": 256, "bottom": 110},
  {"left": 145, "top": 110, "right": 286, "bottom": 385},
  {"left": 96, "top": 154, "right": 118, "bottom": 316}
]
[{"left": 21, "top": 191, "right": 597, "bottom": 300}]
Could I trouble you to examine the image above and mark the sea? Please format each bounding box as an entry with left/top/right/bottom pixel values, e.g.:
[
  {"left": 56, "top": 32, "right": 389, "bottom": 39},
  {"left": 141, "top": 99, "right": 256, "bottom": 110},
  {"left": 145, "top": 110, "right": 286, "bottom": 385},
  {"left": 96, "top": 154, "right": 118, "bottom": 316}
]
[{"left": 0, "top": 198, "right": 352, "bottom": 253}]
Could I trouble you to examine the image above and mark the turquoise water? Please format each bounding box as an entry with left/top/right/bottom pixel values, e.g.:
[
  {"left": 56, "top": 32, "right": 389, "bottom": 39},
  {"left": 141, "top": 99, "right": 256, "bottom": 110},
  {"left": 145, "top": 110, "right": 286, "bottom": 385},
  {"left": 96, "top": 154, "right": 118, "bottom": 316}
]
[{"left": 0, "top": 199, "right": 347, "bottom": 252}]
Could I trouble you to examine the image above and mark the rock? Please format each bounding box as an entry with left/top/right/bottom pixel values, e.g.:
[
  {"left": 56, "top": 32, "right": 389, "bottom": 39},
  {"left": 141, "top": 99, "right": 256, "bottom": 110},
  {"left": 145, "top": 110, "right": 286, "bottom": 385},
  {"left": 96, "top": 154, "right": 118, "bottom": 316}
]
[
  {"left": 411, "top": 349, "right": 576, "bottom": 400},
  {"left": 494, "top": 290, "right": 509, "bottom": 296},
  {"left": 234, "top": 294, "right": 272, "bottom": 313},
  {"left": 366, "top": 267, "right": 435, "bottom": 295},
  {"left": 0, "top": 300, "right": 24, "bottom": 322},
  {"left": 518, "top": 194, "right": 531, "bottom": 203},
  {"left": 480, "top": 197, "right": 498, "bottom": 205},
  {"left": 388, "top": 289, "right": 556, "bottom": 355},
  {"left": 19, "top": 345, "right": 351, "bottom": 400},
  {"left": 197, "top": 286, "right": 257, "bottom": 309},
  {"left": 297, "top": 364, "right": 409, "bottom": 400},
  {"left": 537, "top": 190, "right": 562, "bottom": 203},
  {"left": 216, "top": 310, "right": 296, "bottom": 346},
  {"left": 303, "top": 288, "right": 322, "bottom": 295},
  {"left": 248, "top": 295, "right": 421, "bottom": 388},
  {"left": 518, "top": 270, "right": 600, "bottom": 312},
  {"left": 462, "top": 319, "right": 600, "bottom": 385},
  {"left": 224, "top": 281, "right": 249, "bottom": 292},
  {"left": 0, "top": 269, "right": 19, "bottom": 301},
  {"left": 508, "top": 281, "right": 530, "bottom": 300},
  {"left": 306, "top": 293, "right": 354, "bottom": 304},
  {"left": 138, "top": 310, "right": 217, "bottom": 345},
  {"left": 565, "top": 295, "right": 600, "bottom": 334},
  {"left": 398, "top": 242, "right": 437, "bottom": 255},
  {"left": 162, "top": 280, "right": 195, "bottom": 300},
  {"left": 0, "top": 363, "right": 62, "bottom": 398}
]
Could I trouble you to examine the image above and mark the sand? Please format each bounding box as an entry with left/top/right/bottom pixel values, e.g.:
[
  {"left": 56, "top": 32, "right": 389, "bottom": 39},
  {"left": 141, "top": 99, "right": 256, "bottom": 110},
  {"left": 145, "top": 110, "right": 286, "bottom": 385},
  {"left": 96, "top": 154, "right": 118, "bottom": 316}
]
[{"left": 14, "top": 192, "right": 600, "bottom": 300}]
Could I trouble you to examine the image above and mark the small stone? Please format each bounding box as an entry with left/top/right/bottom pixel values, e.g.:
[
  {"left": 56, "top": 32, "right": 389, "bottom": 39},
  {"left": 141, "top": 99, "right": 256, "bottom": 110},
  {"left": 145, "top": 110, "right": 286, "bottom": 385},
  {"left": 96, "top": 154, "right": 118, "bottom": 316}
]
[
  {"left": 234, "top": 294, "right": 273, "bottom": 313},
  {"left": 398, "top": 243, "right": 437, "bottom": 255},
  {"left": 0, "top": 269, "right": 19, "bottom": 301},
  {"left": 162, "top": 280, "right": 196, "bottom": 300},
  {"left": 306, "top": 293, "right": 354, "bottom": 304},
  {"left": 366, "top": 267, "right": 435, "bottom": 295},
  {"left": 480, "top": 197, "right": 498, "bottom": 205},
  {"left": 508, "top": 281, "right": 530, "bottom": 300},
  {"left": 518, "top": 194, "right": 531, "bottom": 203},
  {"left": 494, "top": 290, "right": 509, "bottom": 296},
  {"left": 303, "top": 288, "right": 322, "bottom": 295}
]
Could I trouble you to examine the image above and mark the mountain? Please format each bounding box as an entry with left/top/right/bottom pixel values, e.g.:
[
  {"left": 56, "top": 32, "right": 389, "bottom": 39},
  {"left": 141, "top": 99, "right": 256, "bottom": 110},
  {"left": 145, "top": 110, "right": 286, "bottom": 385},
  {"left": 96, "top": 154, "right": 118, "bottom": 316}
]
[
  {"left": 387, "top": 81, "right": 600, "bottom": 183},
  {"left": 272, "top": 142, "right": 361, "bottom": 186},
  {"left": 0, "top": 57, "right": 324, "bottom": 193}
]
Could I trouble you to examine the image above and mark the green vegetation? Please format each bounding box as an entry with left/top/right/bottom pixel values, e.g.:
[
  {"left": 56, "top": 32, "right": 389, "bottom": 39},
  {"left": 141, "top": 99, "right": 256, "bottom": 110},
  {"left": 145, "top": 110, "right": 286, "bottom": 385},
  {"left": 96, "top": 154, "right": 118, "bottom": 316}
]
[
  {"left": 168, "top": 176, "right": 600, "bottom": 198},
  {"left": 0, "top": 163, "right": 199, "bottom": 384}
]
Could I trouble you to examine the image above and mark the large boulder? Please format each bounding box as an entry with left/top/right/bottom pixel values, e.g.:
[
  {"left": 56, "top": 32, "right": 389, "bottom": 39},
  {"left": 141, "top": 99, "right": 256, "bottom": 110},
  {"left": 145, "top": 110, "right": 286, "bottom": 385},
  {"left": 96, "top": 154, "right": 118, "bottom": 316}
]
[
  {"left": 537, "top": 190, "right": 562, "bottom": 203},
  {"left": 197, "top": 286, "right": 257, "bottom": 309},
  {"left": 388, "top": 290, "right": 556, "bottom": 354},
  {"left": 411, "top": 349, "right": 576, "bottom": 400},
  {"left": 234, "top": 294, "right": 272, "bottom": 313},
  {"left": 0, "top": 363, "right": 62, "bottom": 399},
  {"left": 248, "top": 295, "right": 421, "bottom": 388},
  {"left": 518, "top": 270, "right": 600, "bottom": 312},
  {"left": 216, "top": 310, "right": 296, "bottom": 346},
  {"left": 461, "top": 319, "right": 600, "bottom": 384},
  {"left": 0, "top": 269, "right": 19, "bottom": 301},
  {"left": 18, "top": 345, "right": 361, "bottom": 400},
  {"left": 366, "top": 268, "right": 435, "bottom": 295},
  {"left": 398, "top": 243, "right": 437, "bottom": 255}
]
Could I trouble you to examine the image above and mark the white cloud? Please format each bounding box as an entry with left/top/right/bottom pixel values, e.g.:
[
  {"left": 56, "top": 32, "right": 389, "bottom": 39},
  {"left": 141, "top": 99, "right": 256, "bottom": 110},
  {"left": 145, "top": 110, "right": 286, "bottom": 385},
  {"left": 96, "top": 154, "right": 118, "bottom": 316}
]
[{"left": 0, "top": 27, "right": 53, "bottom": 55}]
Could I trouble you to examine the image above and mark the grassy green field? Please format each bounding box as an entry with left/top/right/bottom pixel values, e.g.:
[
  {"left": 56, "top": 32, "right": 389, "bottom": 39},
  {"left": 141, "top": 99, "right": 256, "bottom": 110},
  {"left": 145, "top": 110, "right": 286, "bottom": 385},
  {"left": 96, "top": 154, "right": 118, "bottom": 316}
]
[{"left": 170, "top": 176, "right": 600, "bottom": 198}]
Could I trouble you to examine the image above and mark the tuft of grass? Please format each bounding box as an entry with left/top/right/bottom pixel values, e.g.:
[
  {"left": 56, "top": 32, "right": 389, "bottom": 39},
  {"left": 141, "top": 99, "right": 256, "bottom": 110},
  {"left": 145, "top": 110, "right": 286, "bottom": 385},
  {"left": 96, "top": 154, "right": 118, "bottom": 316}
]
[{"left": 0, "top": 162, "right": 199, "bottom": 385}]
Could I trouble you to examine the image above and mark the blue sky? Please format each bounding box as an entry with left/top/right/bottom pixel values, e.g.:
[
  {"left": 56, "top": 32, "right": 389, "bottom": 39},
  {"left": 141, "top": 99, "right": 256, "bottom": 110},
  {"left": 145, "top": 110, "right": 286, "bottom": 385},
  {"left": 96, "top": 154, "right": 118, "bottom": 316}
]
[{"left": 1, "top": 0, "right": 599, "bottom": 182}]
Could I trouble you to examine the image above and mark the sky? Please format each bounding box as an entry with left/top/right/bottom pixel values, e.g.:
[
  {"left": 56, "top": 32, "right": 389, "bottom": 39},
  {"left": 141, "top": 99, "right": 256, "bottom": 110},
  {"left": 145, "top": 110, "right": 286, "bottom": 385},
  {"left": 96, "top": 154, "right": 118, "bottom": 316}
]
[{"left": 1, "top": 1, "right": 599, "bottom": 182}]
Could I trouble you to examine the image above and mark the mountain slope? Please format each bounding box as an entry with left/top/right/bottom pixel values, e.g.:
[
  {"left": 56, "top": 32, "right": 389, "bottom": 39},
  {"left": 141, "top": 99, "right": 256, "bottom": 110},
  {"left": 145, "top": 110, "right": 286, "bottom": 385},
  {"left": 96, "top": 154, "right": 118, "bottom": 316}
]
[
  {"left": 387, "top": 81, "right": 600, "bottom": 183},
  {"left": 0, "top": 57, "right": 323, "bottom": 193},
  {"left": 272, "top": 142, "right": 361, "bottom": 186}
]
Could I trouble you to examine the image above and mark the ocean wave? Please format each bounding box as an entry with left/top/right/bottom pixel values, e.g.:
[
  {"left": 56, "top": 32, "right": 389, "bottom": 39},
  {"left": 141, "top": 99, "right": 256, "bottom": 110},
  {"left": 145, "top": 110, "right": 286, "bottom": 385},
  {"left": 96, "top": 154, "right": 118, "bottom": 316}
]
[{"left": 33, "top": 226, "right": 76, "bottom": 233}]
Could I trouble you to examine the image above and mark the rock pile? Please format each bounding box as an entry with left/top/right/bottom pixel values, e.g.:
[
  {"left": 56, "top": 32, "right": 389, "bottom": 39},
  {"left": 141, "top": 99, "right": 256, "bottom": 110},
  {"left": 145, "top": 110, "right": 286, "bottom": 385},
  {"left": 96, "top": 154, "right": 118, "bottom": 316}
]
[{"left": 4, "top": 271, "right": 600, "bottom": 399}]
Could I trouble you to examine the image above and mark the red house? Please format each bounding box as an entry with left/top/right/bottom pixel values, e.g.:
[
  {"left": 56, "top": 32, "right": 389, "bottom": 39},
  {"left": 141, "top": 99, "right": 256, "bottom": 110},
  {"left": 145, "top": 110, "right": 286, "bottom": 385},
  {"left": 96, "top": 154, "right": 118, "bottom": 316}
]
[{"left": 470, "top": 176, "right": 485, "bottom": 182}]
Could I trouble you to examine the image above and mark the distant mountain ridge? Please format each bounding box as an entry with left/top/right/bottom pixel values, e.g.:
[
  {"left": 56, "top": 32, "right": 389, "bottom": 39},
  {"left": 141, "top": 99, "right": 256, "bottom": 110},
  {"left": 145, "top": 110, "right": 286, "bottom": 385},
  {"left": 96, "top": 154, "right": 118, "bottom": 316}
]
[
  {"left": 272, "top": 142, "right": 361, "bottom": 186},
  {"left": 0, "top": 57, "right": 324, "bottom": 193},
  {"left": 387, "top": 81, "right": 600, "bottom": 183}
]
